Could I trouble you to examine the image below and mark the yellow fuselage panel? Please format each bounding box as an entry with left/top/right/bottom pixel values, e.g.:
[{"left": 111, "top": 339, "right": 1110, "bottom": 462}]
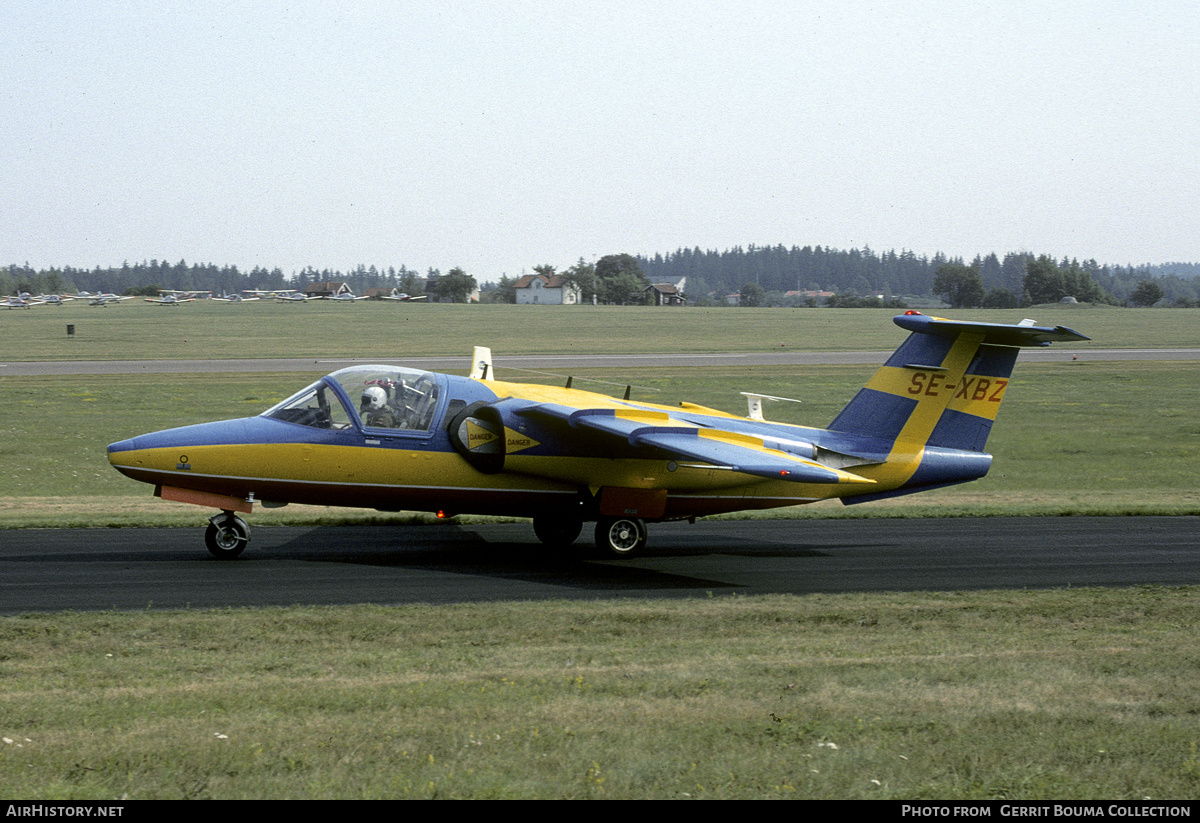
[
  {"left": 848, "top": 447, "right": 922, "bottom": 488},
  {"left": 486, "top": 379, "right": 728, "bottom": 422},
  {"left": 112, "top": 443, "right": 571, "bottom": 492},
  {"left": 111, "top": 440, "right": 892, "bottom": 507},
  {"left": 485, "top": 379, "right": 632, "bottom": 409}
]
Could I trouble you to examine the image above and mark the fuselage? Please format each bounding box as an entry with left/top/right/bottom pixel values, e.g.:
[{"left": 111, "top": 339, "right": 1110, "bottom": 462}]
[{"left": 107, "top": 363, "right": 991, "bottom": 522}]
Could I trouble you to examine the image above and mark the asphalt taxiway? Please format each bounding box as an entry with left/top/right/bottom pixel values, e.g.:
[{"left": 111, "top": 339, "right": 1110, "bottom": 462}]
[
  {"left": 3, "top": 347, "right": 1199, "bottom": 376},
  {"left": 2, "top": 517, "right": 1196, "bottom": 613}
]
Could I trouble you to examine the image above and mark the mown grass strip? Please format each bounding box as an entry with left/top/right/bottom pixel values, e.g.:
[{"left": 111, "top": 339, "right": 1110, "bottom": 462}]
[{"left": 2, "top": 589, "right": 1198, "bottom": 799}]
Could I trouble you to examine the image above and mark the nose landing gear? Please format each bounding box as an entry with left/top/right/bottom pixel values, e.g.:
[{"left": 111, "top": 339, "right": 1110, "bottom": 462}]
[{"left": 205, "top": 511, "right": 250, "bottom": 559}]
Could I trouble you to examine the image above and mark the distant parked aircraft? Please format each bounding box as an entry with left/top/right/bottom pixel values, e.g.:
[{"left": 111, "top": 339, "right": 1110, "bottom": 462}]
[
  {"left": 2, "top": 294, "right": 44, "bottom": 309},
  {"left": 87, "top": 294, "right": 137, "bottom": 307},
  {"left": 382, "top": 289, "right": 428, "bottom": 301},
  {"left": 145, "top": 290, "right": 210, "bottom": 305}
]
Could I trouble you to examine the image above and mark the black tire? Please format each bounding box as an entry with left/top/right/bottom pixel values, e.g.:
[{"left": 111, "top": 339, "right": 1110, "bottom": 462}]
[
  {"left": 533, "top": 516, "right": 584, "bottom": 548},
  {"left": 205, "top": 515, "right": 249, "bottom": 559},
  {"left": 594, "top": 516, "right": 647, "bottom": 558}
]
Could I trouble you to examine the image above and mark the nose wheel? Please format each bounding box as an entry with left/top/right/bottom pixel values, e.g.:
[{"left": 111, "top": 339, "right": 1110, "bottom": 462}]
[
  {"left": 205, "top": 512, "right": 250, "bottom": 559},
  {"left": 594, "top": 516, "right": 647, "bottom": 558}
]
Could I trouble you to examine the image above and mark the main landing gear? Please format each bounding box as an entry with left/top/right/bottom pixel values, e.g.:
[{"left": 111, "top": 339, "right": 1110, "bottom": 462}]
[
  {"left": 203, "top": 511, "right": 650, "bottom": 560},
  {"left": 532, "top": 515, "right": 584, "bottom": 548},
  {"left": 532, "top": 514, "right": 649, "bottom": 558},
  {"left": 205, "top": 511, "right": 250, "bottom": 559},
  {"left": 594, "top": 516, "right": 648, "bottom": 557}
]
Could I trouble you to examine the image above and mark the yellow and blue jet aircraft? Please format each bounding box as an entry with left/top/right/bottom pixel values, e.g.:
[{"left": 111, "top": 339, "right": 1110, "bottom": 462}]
[{"left": 107, "top": 313, "right": 1087, "bottom": 559}]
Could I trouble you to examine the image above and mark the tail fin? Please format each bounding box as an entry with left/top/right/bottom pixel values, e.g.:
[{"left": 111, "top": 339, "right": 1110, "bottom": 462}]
[{"left": 829, "top": 313, "right": 1088, "bottom": 452}]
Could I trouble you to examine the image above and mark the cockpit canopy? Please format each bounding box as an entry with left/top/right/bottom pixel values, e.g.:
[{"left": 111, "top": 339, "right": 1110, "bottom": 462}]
[{"left": 262, "top": 365, "right": 442, "bottom": 433}]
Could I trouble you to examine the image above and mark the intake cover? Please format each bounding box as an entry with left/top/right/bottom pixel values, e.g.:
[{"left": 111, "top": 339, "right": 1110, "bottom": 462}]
[{"left": 448, "top": 402, "right": 506, "bottom": 474}]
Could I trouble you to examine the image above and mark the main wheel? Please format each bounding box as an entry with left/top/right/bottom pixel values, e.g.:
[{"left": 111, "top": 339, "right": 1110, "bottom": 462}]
[
  {"left": 533, "top": 515, "right": 583, "bottom": 547},
  {"left": 594, "top": 516, "right": 647, "bottom": 558},
  {"left": 205, "top": 514, "right": 249, "bottom": 559}
]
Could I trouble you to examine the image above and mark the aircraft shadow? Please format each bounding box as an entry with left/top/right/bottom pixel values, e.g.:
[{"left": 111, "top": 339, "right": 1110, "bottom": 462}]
[{"left": 257, "top": 524, "right": 840, "bottom": 592}]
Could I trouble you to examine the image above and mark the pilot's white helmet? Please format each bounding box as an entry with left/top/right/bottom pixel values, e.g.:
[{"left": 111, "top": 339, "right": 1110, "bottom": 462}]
[{"left": 361, "top": 386, "right": 387, "bottom": 411}]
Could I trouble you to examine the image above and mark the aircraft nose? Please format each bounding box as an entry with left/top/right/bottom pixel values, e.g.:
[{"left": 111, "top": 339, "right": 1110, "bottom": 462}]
[
  {"left": 107, "top": 435, "right": 155, "bottom": 472},
  {"left": 107, "top": 436, "right": 139, "bottom": 455},
  {"left": 107, "top": 418, "right": 263, "bottom": 478}
]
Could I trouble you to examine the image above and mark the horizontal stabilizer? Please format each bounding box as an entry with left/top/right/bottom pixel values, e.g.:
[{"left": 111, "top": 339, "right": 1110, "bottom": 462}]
[{"left": 893, "top": 313, "right": 1090, "bottom": 347}]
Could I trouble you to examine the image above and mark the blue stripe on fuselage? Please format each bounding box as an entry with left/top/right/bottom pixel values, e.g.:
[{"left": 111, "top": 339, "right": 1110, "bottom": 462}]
[
  {"left": 843, "top": 445, "right": 992, "bottom": 504},
  {"left": 108, "top": 415, "right": 365, "bottom": 454}
]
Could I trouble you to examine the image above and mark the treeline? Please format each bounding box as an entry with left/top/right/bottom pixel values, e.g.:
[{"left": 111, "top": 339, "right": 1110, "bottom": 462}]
[
  {"left": 5, "top": 247, "right": 1200, "bottom": 307},
  {"left": 1, "top": 260, "right": 291, "bottom": 298},
  {"left": 638, "top": 246, "right": 1200, "bottom": 306},
  {"left": 0, "top": 260, "right": 444, "bottom": 301}
]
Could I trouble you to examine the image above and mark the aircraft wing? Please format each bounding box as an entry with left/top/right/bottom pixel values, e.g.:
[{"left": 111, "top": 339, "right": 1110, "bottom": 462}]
[{"left": 512, "top": 403, "right": 875, "bottom": 486}]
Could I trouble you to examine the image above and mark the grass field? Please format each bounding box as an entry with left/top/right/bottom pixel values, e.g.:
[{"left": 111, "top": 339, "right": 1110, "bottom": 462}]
[
  {"left": 0, "top": 300, "right": 1193, "bottom": 362},
  {"left": 3, "top": 590, "right": 1199, "bottom": 799},
  {"left": 1, "top": 304, "right": 1198, "bottom": 799}
]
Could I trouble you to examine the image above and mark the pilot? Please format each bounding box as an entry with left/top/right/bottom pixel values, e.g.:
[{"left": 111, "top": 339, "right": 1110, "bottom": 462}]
[{"left": 359, "top": 386, "right": 398, "bottom": 428}]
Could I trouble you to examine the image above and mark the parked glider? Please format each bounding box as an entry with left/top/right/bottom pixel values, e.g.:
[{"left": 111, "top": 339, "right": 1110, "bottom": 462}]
[
  {"left": 2, "top": 294, "right": 45, "bottom": 309},
  {"left": 86, "top": 296, "right": 136, "bottom": 309},
  {"left": 5, "top": 292, "right": 75, "bottom": 306},
  {"left": 145, "top": 290, "right": 208, "bottom": 305},
  {"left": 107, "top": 313, "right": 1088, "bottom": 559},
  {"left": 253, "top": 289, "right": 312, "bottom": 302}
]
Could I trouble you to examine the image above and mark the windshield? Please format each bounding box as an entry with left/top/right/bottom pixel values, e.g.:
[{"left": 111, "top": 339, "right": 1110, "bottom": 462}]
[{"left": 263, "top": 365, "right": 442, "bottom": 432}]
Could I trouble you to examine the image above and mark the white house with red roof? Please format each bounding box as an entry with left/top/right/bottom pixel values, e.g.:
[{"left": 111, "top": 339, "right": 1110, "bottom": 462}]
[{"left": 513, "top": 273, "right": 582, "bottom": 305}]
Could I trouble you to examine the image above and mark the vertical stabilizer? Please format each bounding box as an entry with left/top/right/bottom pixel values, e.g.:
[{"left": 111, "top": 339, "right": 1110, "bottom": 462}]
[{"left": 829, "top": 313, "right": 1087, "bottom": 453}]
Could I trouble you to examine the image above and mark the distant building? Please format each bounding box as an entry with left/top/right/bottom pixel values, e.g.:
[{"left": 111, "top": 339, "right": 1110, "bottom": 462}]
[
  {"left": 514, "top": 273, "right": 581, "bottom": 305},
  {"left": 785, "top": 290, "right": 836, "bottom": 305},
  {"left": 644, "top": 282, "right": 685, "bottom": 306}
]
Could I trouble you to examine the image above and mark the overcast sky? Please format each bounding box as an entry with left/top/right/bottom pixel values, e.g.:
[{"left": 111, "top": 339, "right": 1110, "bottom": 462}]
[{"left": 4, "top": 1, "right": 1197, "bottom": 280}]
